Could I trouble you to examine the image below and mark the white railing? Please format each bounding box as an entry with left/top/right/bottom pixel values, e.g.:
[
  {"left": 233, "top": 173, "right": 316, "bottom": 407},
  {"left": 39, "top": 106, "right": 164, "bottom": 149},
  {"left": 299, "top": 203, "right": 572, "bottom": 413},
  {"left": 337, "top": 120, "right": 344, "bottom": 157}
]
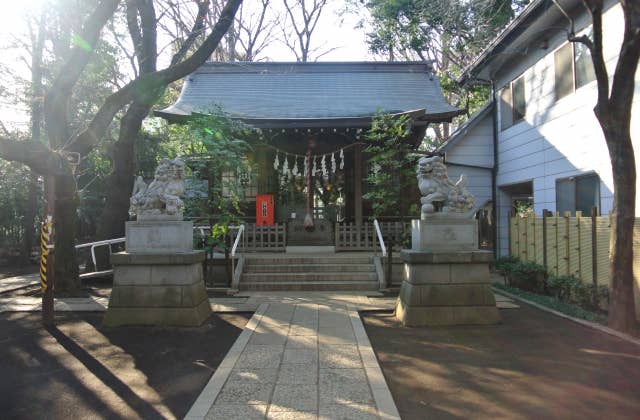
[
  {"left": 75, "top": 237, "right": 125, "bottom": 279},
  {"left": 373, "top": 219, "right": 387, "bottom": 257},
  {"left": 230, "top": 224, "right": 245, "bottom": 289},
  {"left": 230, "top": 224, "right": 245, "bottom": 258}
]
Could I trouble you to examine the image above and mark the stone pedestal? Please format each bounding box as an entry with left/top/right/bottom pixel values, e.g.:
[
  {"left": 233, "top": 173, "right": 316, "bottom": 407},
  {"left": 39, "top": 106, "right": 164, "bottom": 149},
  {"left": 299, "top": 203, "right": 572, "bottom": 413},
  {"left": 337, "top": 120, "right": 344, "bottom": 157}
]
[
  {"left": 103, "top": 221, "right": 212, "bottom": 327},
  {"left": 395, "top": 218, "right": 500, "bottom": 326}
]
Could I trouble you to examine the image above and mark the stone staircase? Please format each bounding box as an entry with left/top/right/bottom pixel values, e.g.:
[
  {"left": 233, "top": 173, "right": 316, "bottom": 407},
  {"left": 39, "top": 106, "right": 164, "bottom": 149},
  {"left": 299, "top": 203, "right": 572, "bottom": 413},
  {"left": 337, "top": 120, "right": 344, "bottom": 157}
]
[{"left": 238, "top": 254, "right": 380, "bottom": 291}]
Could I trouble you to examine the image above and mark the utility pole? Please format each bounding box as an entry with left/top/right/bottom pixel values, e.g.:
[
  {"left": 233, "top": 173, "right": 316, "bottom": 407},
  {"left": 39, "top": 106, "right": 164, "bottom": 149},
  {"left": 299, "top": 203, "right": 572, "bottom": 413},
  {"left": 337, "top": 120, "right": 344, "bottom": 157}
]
[{"left": 41, "top": 177, "right": 55, "bottom": 326}]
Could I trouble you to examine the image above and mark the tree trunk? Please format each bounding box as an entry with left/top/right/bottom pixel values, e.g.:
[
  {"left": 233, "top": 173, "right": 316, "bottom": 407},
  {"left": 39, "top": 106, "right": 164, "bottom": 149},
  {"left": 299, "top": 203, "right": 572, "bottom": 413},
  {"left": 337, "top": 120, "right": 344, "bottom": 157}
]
[
  {"left": 604, "top": 125, "right": 637, "bottom": 332},
  {"left": 53, "top": 171, "right": 80, "bottom": 294},
  {"left": 99, "top": 102, "right": 150, "bottom": 239},
  {"left": 20, "top": 173, "right": 39, "bottom": 265}
]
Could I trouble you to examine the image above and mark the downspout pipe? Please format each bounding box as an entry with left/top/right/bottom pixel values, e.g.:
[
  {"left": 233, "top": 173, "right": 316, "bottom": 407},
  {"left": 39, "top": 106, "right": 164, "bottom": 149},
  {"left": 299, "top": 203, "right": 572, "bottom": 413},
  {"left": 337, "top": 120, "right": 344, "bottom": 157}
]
[
  {"left": 458, "top": 76, "right": 499, "bottom": 257},
  {"left": 490, "top": 82, "right": 499, "bottom": 258}
]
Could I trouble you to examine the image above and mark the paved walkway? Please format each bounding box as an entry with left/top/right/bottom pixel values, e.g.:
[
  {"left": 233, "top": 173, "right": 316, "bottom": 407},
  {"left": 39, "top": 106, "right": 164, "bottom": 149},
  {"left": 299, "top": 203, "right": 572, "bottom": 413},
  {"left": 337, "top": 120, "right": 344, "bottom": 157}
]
[
  {"left": 0, "top": 273, "right": 39, "bottom": 294},
  {"left": 186, "top": 303, "right": 400, "bottom": 420},
  {"left": 0, "top": 292, "right": 519, "bottom": 314}
]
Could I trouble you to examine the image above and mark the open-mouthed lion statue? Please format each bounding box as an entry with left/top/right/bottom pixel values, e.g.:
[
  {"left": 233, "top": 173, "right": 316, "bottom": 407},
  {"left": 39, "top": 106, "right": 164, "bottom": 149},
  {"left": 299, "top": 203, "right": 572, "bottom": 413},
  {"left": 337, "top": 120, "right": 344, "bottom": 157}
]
[{"left": 417, "top": 156, "right": 474, "bottom": 218}]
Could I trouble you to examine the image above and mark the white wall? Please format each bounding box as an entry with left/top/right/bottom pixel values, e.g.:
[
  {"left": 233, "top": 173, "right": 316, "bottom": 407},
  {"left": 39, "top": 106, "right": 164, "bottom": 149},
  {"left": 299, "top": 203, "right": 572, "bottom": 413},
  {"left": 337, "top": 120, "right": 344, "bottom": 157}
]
[
  {"left": 446, "top": 165, "right": 493, "bottom": 210},
  {"left": 493, "top": 2, "right": 640, "bottom": 254},
  {"left": 445, "top": 114, "right": 495, "bottom": 168}
]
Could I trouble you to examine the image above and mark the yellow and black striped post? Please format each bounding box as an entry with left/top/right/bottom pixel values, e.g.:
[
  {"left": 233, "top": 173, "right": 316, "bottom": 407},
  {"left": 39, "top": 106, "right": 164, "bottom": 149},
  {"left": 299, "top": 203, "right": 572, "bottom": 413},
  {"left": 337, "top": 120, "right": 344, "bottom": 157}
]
[{"left": 39, "top": 219, "right": 52, "bottom": 293}]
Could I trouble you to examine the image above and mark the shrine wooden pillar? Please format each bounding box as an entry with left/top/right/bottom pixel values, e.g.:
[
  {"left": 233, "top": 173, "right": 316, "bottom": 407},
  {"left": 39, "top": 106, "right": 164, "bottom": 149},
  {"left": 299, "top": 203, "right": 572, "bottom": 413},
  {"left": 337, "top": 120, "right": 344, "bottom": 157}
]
[{"left": 354, "top": 144, "right": 363, "bottom": 226}]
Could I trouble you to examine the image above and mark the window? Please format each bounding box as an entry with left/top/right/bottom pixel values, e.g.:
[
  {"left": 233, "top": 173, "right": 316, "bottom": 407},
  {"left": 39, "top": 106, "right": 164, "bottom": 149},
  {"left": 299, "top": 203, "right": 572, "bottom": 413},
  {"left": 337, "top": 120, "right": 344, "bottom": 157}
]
[
  {"left": 574, "top": 40, "right": 596, "bottom": 88},
  {"left": 512, "top": 76, "right": 526, "bottom": 122},
  {"left": 556, "top": 173, "right": 600, "bottom": 215},
  {"left": 554, "top": 43, "right": 574, "bottom": 100},
  {"left": 554, "top": 29, "right": 596, "bottom": 100},
  {"left": 500, "top": 84, "right": 513, "bottom": 130},
  {"left": 222, "top": 164, "right": 257, "bottom": 199},
  {"left": 500, "top": 75, "right": 526, "bottom": 130}
]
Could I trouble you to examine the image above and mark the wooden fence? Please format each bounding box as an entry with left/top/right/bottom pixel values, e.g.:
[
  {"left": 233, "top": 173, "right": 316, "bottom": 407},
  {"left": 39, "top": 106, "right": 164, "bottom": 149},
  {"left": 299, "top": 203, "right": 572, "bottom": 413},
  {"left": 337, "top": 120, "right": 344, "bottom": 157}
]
[
  {"left": 335, "top": 221, "right": 408, "bottom": 252},
  {"left": 232, "top": 223, "right": 287, "bottom": 252},
  {"left": 509, "top": 210, "right": 640, "bottom": 287}
]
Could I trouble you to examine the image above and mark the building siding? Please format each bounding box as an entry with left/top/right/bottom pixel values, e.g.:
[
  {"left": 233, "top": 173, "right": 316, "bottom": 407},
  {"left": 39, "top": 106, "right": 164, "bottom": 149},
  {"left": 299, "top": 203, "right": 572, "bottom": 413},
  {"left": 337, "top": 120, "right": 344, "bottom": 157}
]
[{"left": 492, "top": 2, "right": 640, "bottom": 255}]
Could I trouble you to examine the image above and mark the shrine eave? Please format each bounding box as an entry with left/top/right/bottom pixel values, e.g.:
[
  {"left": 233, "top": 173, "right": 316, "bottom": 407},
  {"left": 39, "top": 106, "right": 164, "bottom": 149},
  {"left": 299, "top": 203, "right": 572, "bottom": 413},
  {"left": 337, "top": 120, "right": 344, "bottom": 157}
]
[
  {"left": 154, "top": 61, "right": 462, "bottom": 127},
  {"left": 153, "top": 108, "right": 461, "bottom": 129}
]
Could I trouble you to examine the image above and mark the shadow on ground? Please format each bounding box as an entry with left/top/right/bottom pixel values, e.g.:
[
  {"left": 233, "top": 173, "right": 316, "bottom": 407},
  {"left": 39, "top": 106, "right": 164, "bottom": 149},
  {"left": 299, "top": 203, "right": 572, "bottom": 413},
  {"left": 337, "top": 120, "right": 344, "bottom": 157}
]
[
  {"left": 363, "top": 304, "right": 640, "bottom": 420},
  {"left": 0, "top": 311, "right": 250, "bottom": 419}
]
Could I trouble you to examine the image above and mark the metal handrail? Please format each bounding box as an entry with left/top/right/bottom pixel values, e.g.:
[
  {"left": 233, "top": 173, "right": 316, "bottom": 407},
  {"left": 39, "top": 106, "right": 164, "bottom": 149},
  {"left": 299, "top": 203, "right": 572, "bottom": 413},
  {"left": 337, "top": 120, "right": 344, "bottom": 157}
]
[
  {"left": 230, "top": 225, "right": 245, "bottom": 258},
  {"left": 75, "top": 237, "right": 125, "bottom": 279},
  {"left": 230, "top": 224, "right": 245, "bottom": 289},
  {"left": 373, "top": 219, "right": 387, "bottom": 257}
]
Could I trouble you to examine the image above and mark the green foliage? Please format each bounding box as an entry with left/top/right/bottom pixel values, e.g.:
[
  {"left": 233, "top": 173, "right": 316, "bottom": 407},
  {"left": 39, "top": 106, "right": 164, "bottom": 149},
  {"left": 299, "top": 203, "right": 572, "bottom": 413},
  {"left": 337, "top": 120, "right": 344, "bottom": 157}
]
[
  {"left": 497, "top": 256, "right": 610, "bottom": 315},
  {"left": 0, "top": 161, "right": 41, "bottom": 248},
  {"left": 492, "top": 283, "right": 607, "bottom": 323},
  {"left": 166, "top": 110, "right": 257, "bottom": 252},
  {"left": 547, "top": 275, "right": 581, "bottom": 302},
  {"left": 509, "top": 260, "right": 547, "bottom": 293},
  {"left": 363, "top": 112, "right": 418, "bottom": 220},
  {"left": 362, "top": 0, "right": 526, "bottom": 125},
  {"left": 493, "top": 255, "right": 519, "bottom": 272}
]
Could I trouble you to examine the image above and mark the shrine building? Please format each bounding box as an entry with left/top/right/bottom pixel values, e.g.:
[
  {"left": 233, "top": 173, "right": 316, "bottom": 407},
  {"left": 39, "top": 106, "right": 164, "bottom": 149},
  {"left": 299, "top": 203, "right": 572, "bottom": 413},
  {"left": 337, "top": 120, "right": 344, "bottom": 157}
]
[{"left": 156, "top": 61, "right": 461, "bottom": 248}]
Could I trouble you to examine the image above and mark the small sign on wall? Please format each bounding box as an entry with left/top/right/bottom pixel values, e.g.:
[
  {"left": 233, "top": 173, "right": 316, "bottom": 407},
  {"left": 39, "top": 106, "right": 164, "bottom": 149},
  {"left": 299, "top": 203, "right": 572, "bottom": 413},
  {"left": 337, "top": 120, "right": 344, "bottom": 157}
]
[{"left": 256, "top": 194, "right": 274, "bottom": 226}]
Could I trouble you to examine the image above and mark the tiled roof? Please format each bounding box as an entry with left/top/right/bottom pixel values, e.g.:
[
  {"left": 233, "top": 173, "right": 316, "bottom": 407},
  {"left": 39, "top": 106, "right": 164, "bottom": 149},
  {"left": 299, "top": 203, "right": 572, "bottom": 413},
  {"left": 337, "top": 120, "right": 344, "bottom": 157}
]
[{"left": 156, "top": 62, "right": 460, "bottom": 125}]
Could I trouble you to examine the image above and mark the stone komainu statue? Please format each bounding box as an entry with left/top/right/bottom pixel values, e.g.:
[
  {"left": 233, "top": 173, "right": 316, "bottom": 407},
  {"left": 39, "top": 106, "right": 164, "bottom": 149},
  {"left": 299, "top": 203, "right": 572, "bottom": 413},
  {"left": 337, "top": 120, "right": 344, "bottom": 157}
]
[
  {"left": 129, "top": 158, "right": 186, "bottom": 220},
  {"left": 417, "top": 156, "right": 474, "bottom": 218}
]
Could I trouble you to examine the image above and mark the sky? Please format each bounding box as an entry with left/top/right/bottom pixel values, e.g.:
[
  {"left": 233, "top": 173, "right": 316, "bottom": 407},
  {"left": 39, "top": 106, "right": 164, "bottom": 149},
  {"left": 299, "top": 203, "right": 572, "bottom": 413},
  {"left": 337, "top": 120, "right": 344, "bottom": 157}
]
[{"left": 0, "top": 1, "right": 373, "bottom": 130}]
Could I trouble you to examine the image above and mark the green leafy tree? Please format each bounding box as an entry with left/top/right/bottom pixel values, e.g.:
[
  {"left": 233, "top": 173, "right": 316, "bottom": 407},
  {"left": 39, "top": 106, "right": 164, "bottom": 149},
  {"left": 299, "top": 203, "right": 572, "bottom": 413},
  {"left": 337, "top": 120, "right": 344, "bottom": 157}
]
[
  {"left": 363, "top": 113, "right": 419, "bottom": 222},
  {"left": 167, "top": 111, "right": 255, "bottom": 252},
  {"left": 0, "top": 0, "right": 243, "bottom": 293},
  {"left": 361, "top": 0, "right": 526, "bottom": 142}
]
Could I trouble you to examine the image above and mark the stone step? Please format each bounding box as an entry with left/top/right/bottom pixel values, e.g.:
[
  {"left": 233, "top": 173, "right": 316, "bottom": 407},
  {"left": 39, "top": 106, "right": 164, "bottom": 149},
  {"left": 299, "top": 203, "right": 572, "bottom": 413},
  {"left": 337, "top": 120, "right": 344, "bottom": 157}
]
[
  {"left": 239, "top": 281, "right": 379, "bottom": 291},
  {"left": 245, "top": 256, "right": 372, "bottom": 265},
  {"left": 241, "top": 272, "right": 378, "bottom": 283},
  {"left": 243, "top": 264, "right": 375, "bottom": 273}
]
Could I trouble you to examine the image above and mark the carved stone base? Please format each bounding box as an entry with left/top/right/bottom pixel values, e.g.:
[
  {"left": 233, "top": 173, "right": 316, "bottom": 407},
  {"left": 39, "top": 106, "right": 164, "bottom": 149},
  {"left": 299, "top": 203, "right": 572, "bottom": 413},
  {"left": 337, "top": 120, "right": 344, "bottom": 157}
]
[
  {"left": 125, "top": 220, "right": 193, "bottom": 253},
  {"left": 412, "top": 216, "right": 478, "bottom": 251},
  {"left": 103, "top": 250, "right": 211, "bottom": 327},
  {"left": 395, "top": 249, "right": 500, "bottom": 327}
]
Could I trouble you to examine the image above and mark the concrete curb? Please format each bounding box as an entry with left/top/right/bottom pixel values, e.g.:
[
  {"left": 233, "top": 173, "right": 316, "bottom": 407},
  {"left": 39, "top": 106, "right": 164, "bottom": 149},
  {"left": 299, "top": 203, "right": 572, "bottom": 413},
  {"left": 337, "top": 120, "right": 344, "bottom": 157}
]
[
  {"left": 348, "top": 305, "right": 401, "bottom": 420},
  {"left": 184, "top": 303, "right": 269, "bottom": 420},
  {"left": 492, "top": 288, "right": 640, "bottom": 347}
]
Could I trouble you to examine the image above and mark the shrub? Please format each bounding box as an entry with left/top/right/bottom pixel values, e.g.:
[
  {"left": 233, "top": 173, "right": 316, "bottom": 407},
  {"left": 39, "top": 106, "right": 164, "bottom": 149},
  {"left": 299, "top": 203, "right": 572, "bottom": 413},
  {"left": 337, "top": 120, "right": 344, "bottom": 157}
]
[
  {"left": 547, "top": 275, "right": 580, "bottom": 302},
  {"left": 509, "top": 261, "right": 547, "bottom": 293},
  {"left": 493, "top": 255, "right": 519, "bottom": 273}
]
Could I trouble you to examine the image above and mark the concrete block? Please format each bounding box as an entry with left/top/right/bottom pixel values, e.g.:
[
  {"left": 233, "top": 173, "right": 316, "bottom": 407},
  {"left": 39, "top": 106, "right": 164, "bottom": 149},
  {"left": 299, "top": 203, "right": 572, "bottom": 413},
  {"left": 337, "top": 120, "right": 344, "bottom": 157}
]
[
  {"left": 450, "top": 263, "right": 490, "bottom": 283},
  {"left": 270, "top": 384, "right": 318, "bottom": 412},
  {"left": 206, "top": 404, "right": 267, "bottom": 420},
  {"left": 419, "top": 284, "right": 497, "bottom": 307},
  {"left": 181, "top": 281, "right": 209, "bottom": 306},
  {"left": 112, "top": 251, "right": 205, "bottom": 265},
  {"left": 411, "top": 217, "right": 478, "bottom": 251},
  {"left": 125, "top": 220, "right": 193, "bottom": 253},
  {"left": 103, "top": 298, "right": 211, "bottom": 327},
  {"left": 150, "top": 264, "right": 199, "bottom": 286},
  {"left": 403, "top": 264, "right": 450, "bottom": 285},
  {"left": 277, "top": 364, "right": 318, "bottom": 384},
  {"left": 401, "top": 249, "right": 493, "bottom": 264},
  {"left": 112, "top": 265, "right": 151, "bottom": 286}
]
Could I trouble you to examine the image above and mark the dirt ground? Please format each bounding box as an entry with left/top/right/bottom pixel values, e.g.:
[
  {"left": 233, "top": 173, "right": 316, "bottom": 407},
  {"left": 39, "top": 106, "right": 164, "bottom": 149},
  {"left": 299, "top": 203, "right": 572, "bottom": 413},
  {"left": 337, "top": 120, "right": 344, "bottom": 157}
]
[
  {"left": 363, "top": 304, "right": 640, "bottom": 420},
  {"left": 0, "top": 311, "right": 250, "bottom": 420}
]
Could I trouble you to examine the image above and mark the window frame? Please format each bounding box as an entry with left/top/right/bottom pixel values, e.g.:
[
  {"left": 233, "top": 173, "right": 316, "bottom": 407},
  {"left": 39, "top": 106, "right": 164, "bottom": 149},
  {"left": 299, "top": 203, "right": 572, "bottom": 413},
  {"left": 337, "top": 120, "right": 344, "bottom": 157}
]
[
  {"left": 499, "top": 74, "right": 526, "bottom": 131},
  {"left": 555, "top": 172, "right": 601, "bottom": 216},
  {"left": 553, "top": 27, "right": 596, "bottom": 102}
]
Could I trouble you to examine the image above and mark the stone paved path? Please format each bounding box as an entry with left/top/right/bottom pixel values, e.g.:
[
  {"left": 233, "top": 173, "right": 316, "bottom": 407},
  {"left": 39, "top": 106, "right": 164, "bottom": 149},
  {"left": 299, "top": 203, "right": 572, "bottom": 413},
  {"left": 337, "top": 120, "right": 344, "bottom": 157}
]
[
  {"left": 186, "top": 303, "right": 400, "bottom": 420},
  {"left": 0, "top": 273, "right": 39, "bottom": 294}
]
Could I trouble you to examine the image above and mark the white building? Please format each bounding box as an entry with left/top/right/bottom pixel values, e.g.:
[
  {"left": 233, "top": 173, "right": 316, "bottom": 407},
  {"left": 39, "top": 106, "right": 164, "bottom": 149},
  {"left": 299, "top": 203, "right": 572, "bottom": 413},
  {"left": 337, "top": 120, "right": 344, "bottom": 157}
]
[{"left": 445, "top": 0, "right": 640, "bottom": 255}]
